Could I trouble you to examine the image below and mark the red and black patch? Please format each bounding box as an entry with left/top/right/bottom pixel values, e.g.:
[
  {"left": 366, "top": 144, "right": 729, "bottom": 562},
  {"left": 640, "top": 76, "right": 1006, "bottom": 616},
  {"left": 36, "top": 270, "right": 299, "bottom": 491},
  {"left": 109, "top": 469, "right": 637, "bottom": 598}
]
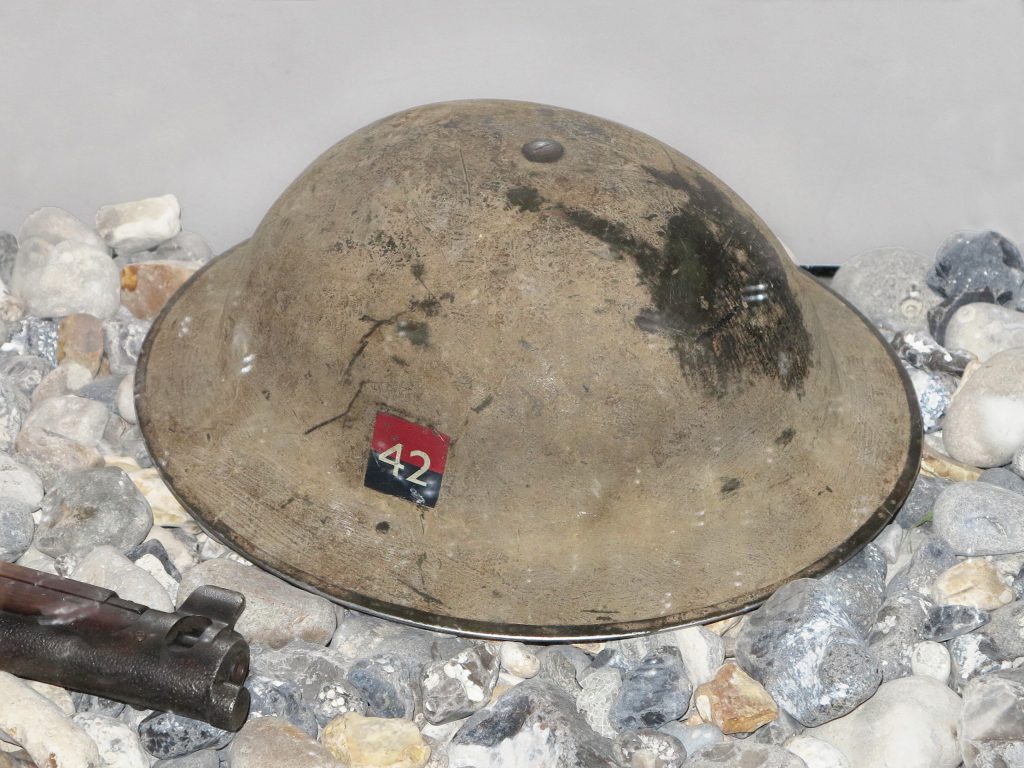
[{"left": 363, "top": 412, "right": 450, "bottom": 507}]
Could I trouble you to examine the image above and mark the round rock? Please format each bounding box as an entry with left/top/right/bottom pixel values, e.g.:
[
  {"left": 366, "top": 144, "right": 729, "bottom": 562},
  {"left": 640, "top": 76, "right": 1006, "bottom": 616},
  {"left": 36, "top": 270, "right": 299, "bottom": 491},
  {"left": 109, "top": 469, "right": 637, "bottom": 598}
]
[
  {"left": 933, "top": 481, "right": 1024, "bottom": 556},
  {"left": 945, "top": 302, "right": 1024, "bottom": 361},
  {"left": 944, "top": 347, "right": 1024, "bottom": 467},
  {"left": 35, "top": 466, "right": 152, "bottom": 557},
  {"left": 832, "top": 247, "right": 939, "bottom": 333}
]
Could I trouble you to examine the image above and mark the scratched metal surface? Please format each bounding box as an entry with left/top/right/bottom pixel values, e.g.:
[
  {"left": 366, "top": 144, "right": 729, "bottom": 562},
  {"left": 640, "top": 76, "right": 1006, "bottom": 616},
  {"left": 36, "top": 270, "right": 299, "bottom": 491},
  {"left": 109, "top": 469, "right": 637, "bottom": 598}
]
[{"left": 136, "top": 100, "right": 920, "bottom": 640}]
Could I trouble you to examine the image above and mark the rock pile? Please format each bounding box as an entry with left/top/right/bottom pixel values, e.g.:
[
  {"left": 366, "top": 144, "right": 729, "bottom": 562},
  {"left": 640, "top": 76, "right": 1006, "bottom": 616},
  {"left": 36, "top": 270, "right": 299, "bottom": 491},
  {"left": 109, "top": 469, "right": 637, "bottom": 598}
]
[{"left": 0, "top": 210, "right": 1023, "bottom": 767}]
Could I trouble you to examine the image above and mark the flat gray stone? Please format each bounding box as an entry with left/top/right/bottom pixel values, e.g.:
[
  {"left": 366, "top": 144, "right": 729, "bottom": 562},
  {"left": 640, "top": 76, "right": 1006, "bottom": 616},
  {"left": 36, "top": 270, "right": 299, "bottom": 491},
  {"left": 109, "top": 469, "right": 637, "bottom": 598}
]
[
  {"left": 960, "top": 667, "right": 1024, "bottom": 768},
  {"left": 933, "top": 481, "right": 1024, "bottom": 555}
]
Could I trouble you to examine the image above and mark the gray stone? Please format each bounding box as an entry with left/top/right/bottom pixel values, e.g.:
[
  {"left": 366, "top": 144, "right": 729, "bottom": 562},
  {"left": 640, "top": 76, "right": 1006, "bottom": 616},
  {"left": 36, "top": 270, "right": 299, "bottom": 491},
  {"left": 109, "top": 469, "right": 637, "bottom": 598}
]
[
  {"left": 949, "top": 601, "right": 1024, "bottom": 689},
  {"left": 244, "top": 674, "right": 318, "bottom": 737},
  {"left": 250, "top": 640, "right": 349, "bottom": 705},
  {"left": 35, "top": 467, "right": 152, "bottom": 557},
  {"left": 751, "top": 708, "right": 804, "bottom": 747},
  {"left": 347, "top": 655, "right": 418, "bottom": 719},
  {"left": 928, "top": 229, "right": 1024, "bottom": 302},
  {"left": 72, "top": 545, "right": 174, "bottom": 611},
  {"left": 895, "top": 474, "right": 949, "bottom": 529},
  {"left": 72, "top": 692, "right": 126, "bottom": 718},
  {"left": 20, "top": 393, "right": 109, "bottom": 446},
  {"left": 227, "top": 716, "right": 341, "bottom": 768},
  {"left": 686, "top": 741, "right": 807, "bottom": 767},
  {"left": 807, "top": 676, "right": 963, "bottom": 768},
  {"left": 885, "top": 525, "right": 957, "bottom": 598},
  {"left": 576, "top": 667, "right": 622, "bottom": 738},
  {"left": 313, "top": 680, "right": 368, "bottom": 726},
  {"left": 100, "top": 413, "right": 152, "bottom": 467},
  {"left": 613, "top": 729, "right": 687, "bottom": 768},
  {"left": 15, "top": 544, "right": 56, "bottom": 574},
  {"left": 923, "top": 603, "right": 990, "bottom": 642},
  {"left": 736, "top": 579, "right": 881, "bottom": 727},
  {"left": 96, "top": 195, "right": 181, "bottom": 255},
  {"left": 960, "top": 667, "right": 1024, "bottom": 768},
  {"left": 831, "top": 247, "right": 939, "bottom": 333},
  {"left": 0, "top": 375, "right": 29, "bottom": 453},
  {"left": 421, "top": 642, "right": 500, "bottom": 724},
  {"left": 609, "top": 646, "right": 692, "bottom": 731},
  {"left": 153, "top": 750, "right": 220, "bottom": 768},
  {"left": 658, "top": 721, "right": 724, "bottom": 756},
  {"left": 5, "top": 318, "right": 59, "bottom": 366},
  {"left": 666, "top": 625, "right": 726, "bottom": 687},
  {"left": 330, "top": 609, "right": 443, "bottom": 669},
  {"left": 102, "top": 307, "right": 152, "bottom": 375},
  {"left": 0, "top": 231, "right": 17, "bottom": 285},
  {"left": 978, "top": 466, "right": 1024, "bottom": 495},
  {"left": 905, "top": 365, "right": 953, "bottom": 433},
  {"left": 12, "top": 238, "right": 120, "bottom": 319},
  {"left": 72, "top": 712, "right": 149, "bottom": 768},
  {"left": 535, "top": 646, "right": 585, "bottom": 697},
  {"left": 17, "top": 207, "right": 107, "bottom": 250},
  {"left": 117, "top": 373, "right": 136, "bottom": 423},
  {"left": 817, "top": 544, "right": 886, "bottom": 636},
  {"left": 14, "top": 425, "right": 104, "bottom": 489},
  {"left": 154, "top": 231, "right": 213, "bottom": 264},
  {"left": 449, "top": 679, "right": 618, "bottom": 768},
  {"left": 890, "top": 330, "right": 973, "bottom": 376},
  {"left": 934, "top": 481, "right": 1024, "bottom": 555},
  {"left": 125, "top": 538, "right": 181, "bottom": 581},
  {"left": 944, "top": 348, "right": 1024, "bottom": 467},
  {"left": 177, "top": 558, "right": 336, "bottom": 648},
  {"left": 868, "top": 591, "right": 931, "bottom": 681},
  {"left": 0, "top": 498, "right": 34, "bottom": 562},
  {"left": 75, "top": 374, "right": 123, "bottom": 409},
  {"left": 946, "top": 301, "right": 1024, "bottom": 362},
  {"left": 0, "top": 353, "right": 50, "bottom": 396},
  {"left": 137, "top": 711, "right": 231, "bottom": 759}
]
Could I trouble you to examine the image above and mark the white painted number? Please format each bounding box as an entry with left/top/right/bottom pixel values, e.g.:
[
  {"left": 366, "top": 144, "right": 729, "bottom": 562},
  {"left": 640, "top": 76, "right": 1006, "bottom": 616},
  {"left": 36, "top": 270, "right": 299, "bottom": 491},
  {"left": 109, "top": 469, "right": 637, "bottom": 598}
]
[{"left": 379, "top": 444, "right": 431, "bottom": 486}]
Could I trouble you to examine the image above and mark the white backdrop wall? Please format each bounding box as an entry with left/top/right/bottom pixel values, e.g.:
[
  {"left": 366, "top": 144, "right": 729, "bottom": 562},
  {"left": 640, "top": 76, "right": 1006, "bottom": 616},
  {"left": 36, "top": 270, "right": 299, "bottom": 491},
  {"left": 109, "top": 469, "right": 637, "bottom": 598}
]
[{"left": 2, "top": 0, "right": 1023, "bottom": 265}]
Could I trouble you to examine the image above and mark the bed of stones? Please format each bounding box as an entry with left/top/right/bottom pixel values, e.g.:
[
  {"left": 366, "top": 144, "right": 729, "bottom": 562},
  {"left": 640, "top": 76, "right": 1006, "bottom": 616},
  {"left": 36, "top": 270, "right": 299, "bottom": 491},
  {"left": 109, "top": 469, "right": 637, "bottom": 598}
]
[{"left": 0, "top": 202, "right": 1023, "bottom": 768}]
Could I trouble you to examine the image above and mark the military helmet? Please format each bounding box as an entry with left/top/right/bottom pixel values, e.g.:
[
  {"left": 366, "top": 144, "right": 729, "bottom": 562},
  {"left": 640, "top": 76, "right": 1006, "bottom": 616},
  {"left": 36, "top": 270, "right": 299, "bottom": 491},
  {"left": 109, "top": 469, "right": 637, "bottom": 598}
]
[{"left": 137, "top": 100, "right": 920, "bottom": 640}]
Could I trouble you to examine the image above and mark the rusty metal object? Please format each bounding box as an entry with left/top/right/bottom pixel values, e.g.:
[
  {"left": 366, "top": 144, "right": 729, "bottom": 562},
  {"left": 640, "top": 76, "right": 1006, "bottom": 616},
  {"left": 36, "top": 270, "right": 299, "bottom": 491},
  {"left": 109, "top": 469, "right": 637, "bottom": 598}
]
[
  {"left": 0, "top": 561, "right": 250, "bottom": 730},
  {"left": 136, "top": 100, "right": 920, "bottom": 640}
]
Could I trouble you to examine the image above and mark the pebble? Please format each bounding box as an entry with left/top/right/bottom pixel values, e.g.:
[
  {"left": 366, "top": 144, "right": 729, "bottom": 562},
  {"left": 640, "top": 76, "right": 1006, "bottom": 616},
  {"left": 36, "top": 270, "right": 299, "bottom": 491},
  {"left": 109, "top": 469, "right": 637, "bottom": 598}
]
[
  {"left": 890, "top": 330, "right": 972, "bottom": 376},
  {"left": 894, "top": 473, "right": 949, "bottom": 528},
  {"left": 610, "top": 646, "right": 693, "bottom": 731},
  {"left": 154, "top": 230, "right": 213, "bottom": 263},
  {"left": 420, "top": 642, "right": 499, "bottom": 724},
  {"left": 927, "top": 229, "right": 1024, "bottom": 304},
  {"left": 16, "top": 545, "right": 57, "bottom": 574},
  {"left": 0, "top": 499, "right": 34, "bottom": 561},
  {"left": 909, "top": 640, "right": 951, "bottom": 683},
  {"left": 922, "top": 603, "right": 990, "bottom": 642},
  {"left": 959, "top": 667, "right": 1024, "bottom": 768},
  {"left": 751, "top": 707, "right": 804, "bottom": 747},
  {"left": 72, "top": 545, "right": 174, "bottom": 611},
  {"left": 18, "top": 393, "right": 109, "bottom": 446},
  {"left": 785, "top": 736, "right": 850, "bottom": 768},
  {"left": 831, "top": 247, "right": 939, "bottom": 333},
  {"left": 226, "top": 716, "right": 340, "bottom": 768},
  {"left": 807, "top": 676, "right": 962, "bottom": 768},
  {"left": 177, "top": 558, "right": 336, "bottom": 648},
  {"left": 128, "top": 467, "right": 194, "bottom": 529},
  {"left": 933, "top": 481, "right": 1024, "bottom": 555},
  {"left": 0, "top": 671, "right": 101, "bottom": 768},
  {"left": 17, "top": 207, "right": 105, "bottom": 250},
  {"left": 735, "top": 579, "right": 880, "bottom": 727},
  {"left": 4, "top": 317, "right": 59, "bottom": 365},
  {"left": 0, "top": 376, "right": 29, "bottom": 453},
  {"left": 120, "top": 260, "right": 200, "bottom": 320},
  {"left": 449, "top": 679, "right": 617, "bottom": 768},
  {"left": 322, "top": 713, "right": 430, "bottom": 768},
  {"left": 658, "top": 722, "right": 723, "bottom": 755},
  {"left": 137, "top": 712, "right": 231, "bottom": 759},
  {"left": 72, "top": 712, "right": 149, "bottom": 768},
  {"left": 886, "top": 524, "right": 958, "bottom": 597},
  {"left": 0, "top": 353, "right": 50, "bottom": 395},
  {"left": 667, "top": 625, "right": 725, "bottom": 687},
  {"left": 498, "top": 641, "right": 540, "bottom": 678},
  {"left": 12, "top": 239, "right": 121, "bottom": 319},
  {"left": 576, "top": 667, "right": 622, "bottom": 738},
  {"left": 152, "top": 751, "right": 219, "bottom": 768},
  {"left": 57, "top": 313, "right": 104, "bottom": 374},
  {"left": 686, "top": 741, "right": 807, "bottom": 767},
  {"left": 35, "top": 467, "right": 152, "bottom": 557},
  {"left": 116, "top": 373, "right": 136, "bottom": 423},
  {"left": 347, "top": 655, "right": 418, "bottom": 720},
  {"left": 244, "top": 674, "right": 318, "bottom": 737},
  {"left": 951, "top": 601, "right": 1024, "bottom": 687},
  {"left": 873, "top": 524, "right": 905, "bottom": 564},
  {"left": 817, "top": 543, "right": 886, "bottom": 636},
  {"left": 31, "top": 361, "right": 93, "bottom": 405},
  {"left": 250, "top": 640, "right": 350, "bottom": 705},
  {"left": 96, "top": 195, "right": 181, "bottom": 255},
  {"left": 143, "top": 526, "right": 200, "bottom": 573},
  {"left": 905, "top": 365, "right": 952, "bottom": 433},
  {"left": 613, "top": 729, "right": 687, "bottom": 768},
  {"left": 314, "top": 680, "right": 369, "bottom": 726},
  {"left": 932, "top": 558, "right": 1014, "bottom": 610},
  {"left": 72, "top": 693, "right": 126, "bottom": 718},
  {"left": 102, "top": 308, "right": 152, "bottom": 375},
  {"left": 945, "top": 301, "right": 1024, "bottom": 362},
  {"left": 534, "top": 646, "right": 585, "bottom": 697},
  {"left": 943, "top": 347, "right": 1024, "bottom": 467},
  {"left": 868, "top": 591, "right": 931, "bottom": 681},
  {"left": 694, "top": 661, "right": 778, "bottom": 735}
]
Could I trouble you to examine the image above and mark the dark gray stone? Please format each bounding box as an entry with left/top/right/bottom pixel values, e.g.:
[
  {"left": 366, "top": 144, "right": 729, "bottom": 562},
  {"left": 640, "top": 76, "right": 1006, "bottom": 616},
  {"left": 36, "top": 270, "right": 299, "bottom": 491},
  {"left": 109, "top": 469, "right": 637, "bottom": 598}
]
[
  {"left": 613, "top": 729, "right": 686, "bottom": 768},
  {"left": 244, "top": 674, "right": 317, "bottom": 737},
  {"left": 736, "top": 578, "right": 881, "bottom": 727},
  {"left": 137, "top": 711, "right": 231, "bottom": 759},
  {"left": 928, "top": 230, "right": 1024, "bottom": 304},
  {"left": 885, "top": 525, "right": 957, "bottom": 598},
  {"left": 868, "top": 591, "right": 931, "bottom": 681},
  {"left": 72, "top": 692, "right": 126, "bottom": 718},
  {"left": 535, "top": 646, "right": 585, "bottom": 697},
  {"left": 250, "top": 641, "right": 348, "bottom": 705},
  {"left": 817, "top": 543, "right": 886, "bottom": 636},
  {"left": 751, "top": 708, "right": 804, "bottom": 747},
  {"left": 35, "top": 466, "right": 152, "bottom": 557},
  {"left": 347, "top": 655, "right": 418, "bottom": 719},
  {"left": 0, "top": 231, "right": 17, "bottom": 285},
  {"left": 895, "top": 474, "right": 950, "bottom": 529},
  {"left": 609, "top": 646, "right": 692, "bottom": 731},
  {"left": 420, "top": 642, "right": 500, "bottom": 724},
  {"left": 450, "top": 679, "right": 618, "bottom": 768},
  {"left": 890, "top": 330, "right": 972, "bottom": 376},
  {"left": 978, "top": 467, "right": 1024, "bottom": 496},
  {"left": 0, "top": 498, "right": 34, "bottom": 562},
  {"left": 949, "top": 603, "right": 1024, "bottom": 688},
  {"left": 101, "top": 414, "right": 152, "bottom": 467},
  {"left": 75, "top": 374, "right": 122, "bottom": 408},
  {"left": 923, "top": 604, "right": 990, "bottom": 642},
  {"left": 959, "top": 667, "right": 1024, "bottom": 768},
  {"left": 330, "top": 609, "right": 442, "bottom": 670},
  {"left": 0, "top": 353, "right": 52, "bottom": 396},
  {"left": 125, "top": 538, "right": 181, "bottom": 581}
]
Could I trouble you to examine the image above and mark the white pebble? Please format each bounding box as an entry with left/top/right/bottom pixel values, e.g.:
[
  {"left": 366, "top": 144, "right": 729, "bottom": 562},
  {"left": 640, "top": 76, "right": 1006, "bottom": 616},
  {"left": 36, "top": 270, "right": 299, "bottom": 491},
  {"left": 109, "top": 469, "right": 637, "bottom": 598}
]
[
  {"left": 96, "top": 195, "right": 181, "bottom": 255},
  {"left": 669, "top": 624, "right": 724, "bottom": 686},
  {"left": 786, "top": 735, "right": 850, "bottom": 768},
  {"left": 910, "top": 641, "right": 951, "bottom": 683},
  {"left": 18, "top": 206, "right": 107, "bottom": 250},
  {"left": 72, "top": 713, "right": 148, "bottom": 768},
  {"left": 116, "top": 373, "right": 136, "bottom": 424},
  {"left": 498, "top": 642, "right": 540, "bottom": 678},
  {"left": 12, "top": 239, "right": 121, "bottom": 319}
]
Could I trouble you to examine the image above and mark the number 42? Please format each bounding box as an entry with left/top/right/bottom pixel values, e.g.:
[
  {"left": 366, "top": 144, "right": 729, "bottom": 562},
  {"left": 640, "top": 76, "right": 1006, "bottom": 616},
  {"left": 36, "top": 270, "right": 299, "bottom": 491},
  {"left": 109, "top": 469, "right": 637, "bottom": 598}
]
[{"left": 378, "top": 443, "right": 431, "bottom": 486}]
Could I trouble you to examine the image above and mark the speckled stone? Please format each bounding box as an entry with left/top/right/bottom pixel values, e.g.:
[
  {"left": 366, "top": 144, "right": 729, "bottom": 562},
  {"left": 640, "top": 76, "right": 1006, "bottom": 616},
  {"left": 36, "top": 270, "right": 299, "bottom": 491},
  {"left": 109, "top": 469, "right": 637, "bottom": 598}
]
[
  {"left": 0, "top": 498, "right": 33, "bottom": 562},
  {"left": 35, "top": 467, "right": 152, "bottom": 557},
  {"left": 244, "top": 674, "right": 318, "bottom": 737},
  {"left": 736, "top": 579, "right": 881, "bottom": 727},
  {"left": 71, "top": 692, "right": 126, "bottom": 718},
  {"left": 831, "top": 247, "right": 939, "bottom": 333},
  {"left": 576, "top": 667, "right": 622, "bottom": 738},
  {"left": 928, "top": 230, "right": 1024, "bottom": 303},
  {"left": 322, "top": 713, "right": 430, "bottom": 768},
  {"left": 818, "top": 543, "right": 886, "bottom": 636},
  {"left": 609, "top": 646, "right": 692, "bottom": 731},
  {"left": 137, "top": 711, "right": 231, "bottom": 759},
  {"left": 0, "top": 375, "right": 29, "bottom": 454},
  {"left": 905, "top": 365, "right": 954, "bottom": 433},
  {"left": 420, "top": 642, "right": 499, "bottom": 724},
  {"left": 152, "top": 750, "right": 219, "bottom": 768},
  {"left": 868, "top": 591, "right": 931, "bottom": 682},
  {"left": 102, "top": 307, "right": 152, "bottom": 375},
  {"left": 950, "top": 601, "right": 1024, "bottom": 688},
  {"left": 933, "top": 481, "right": 1024, "bottom": 555},
  {"left": 177, "top": 558, "right": 336, "bottom": 648},
  {"left": 923, "top": 603, "right": 990, "bottom": 642},
  {"left": 5, "top": 318, "right": 59, "bottom": 367},
  {"left": 314, "top": 680, "right": 368, "bottom": 726},
  {"left": 228, "top": 716, "right": 340, "bottom": 768},
  {"left": 347, "top": 656, "right": 418, "bottom": 720},
  {"left": 250, "top": 640, "right": 349, "bottom": 705}
]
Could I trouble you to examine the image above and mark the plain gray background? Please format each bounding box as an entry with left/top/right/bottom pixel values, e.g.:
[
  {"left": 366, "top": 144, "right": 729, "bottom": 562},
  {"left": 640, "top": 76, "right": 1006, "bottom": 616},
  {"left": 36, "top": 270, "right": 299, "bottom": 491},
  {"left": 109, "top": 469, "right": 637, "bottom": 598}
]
[{"left": 2, "top": 0, "right": 1023, "bottom": 264}]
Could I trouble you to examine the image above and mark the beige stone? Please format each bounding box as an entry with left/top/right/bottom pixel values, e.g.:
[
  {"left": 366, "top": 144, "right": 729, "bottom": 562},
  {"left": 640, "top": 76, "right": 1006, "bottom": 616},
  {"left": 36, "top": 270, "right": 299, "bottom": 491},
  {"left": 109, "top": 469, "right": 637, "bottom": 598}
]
[
  {"left": 321, "top": 713, "right": 430, "bottom": 768},
  {"left": 932, "top": 558, "right": 1014, "bottom": 610},
  {"left": 694, "top": 661, "right": 778, "bottom": 734},
  {"left": 228, "top": 716, "right": 340, "bottom": 768},
  {"left": 921, "top": 442, "right": 982, "bottom": 482},
  {"left": 120, "top": 260, "right": 199, "bottom": 320},
  {"left": 58, "top": 313, "right": 104, "bottom": 374},
  {"left": 128, "top": 467, "right": 196, "bottom": 530}
]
